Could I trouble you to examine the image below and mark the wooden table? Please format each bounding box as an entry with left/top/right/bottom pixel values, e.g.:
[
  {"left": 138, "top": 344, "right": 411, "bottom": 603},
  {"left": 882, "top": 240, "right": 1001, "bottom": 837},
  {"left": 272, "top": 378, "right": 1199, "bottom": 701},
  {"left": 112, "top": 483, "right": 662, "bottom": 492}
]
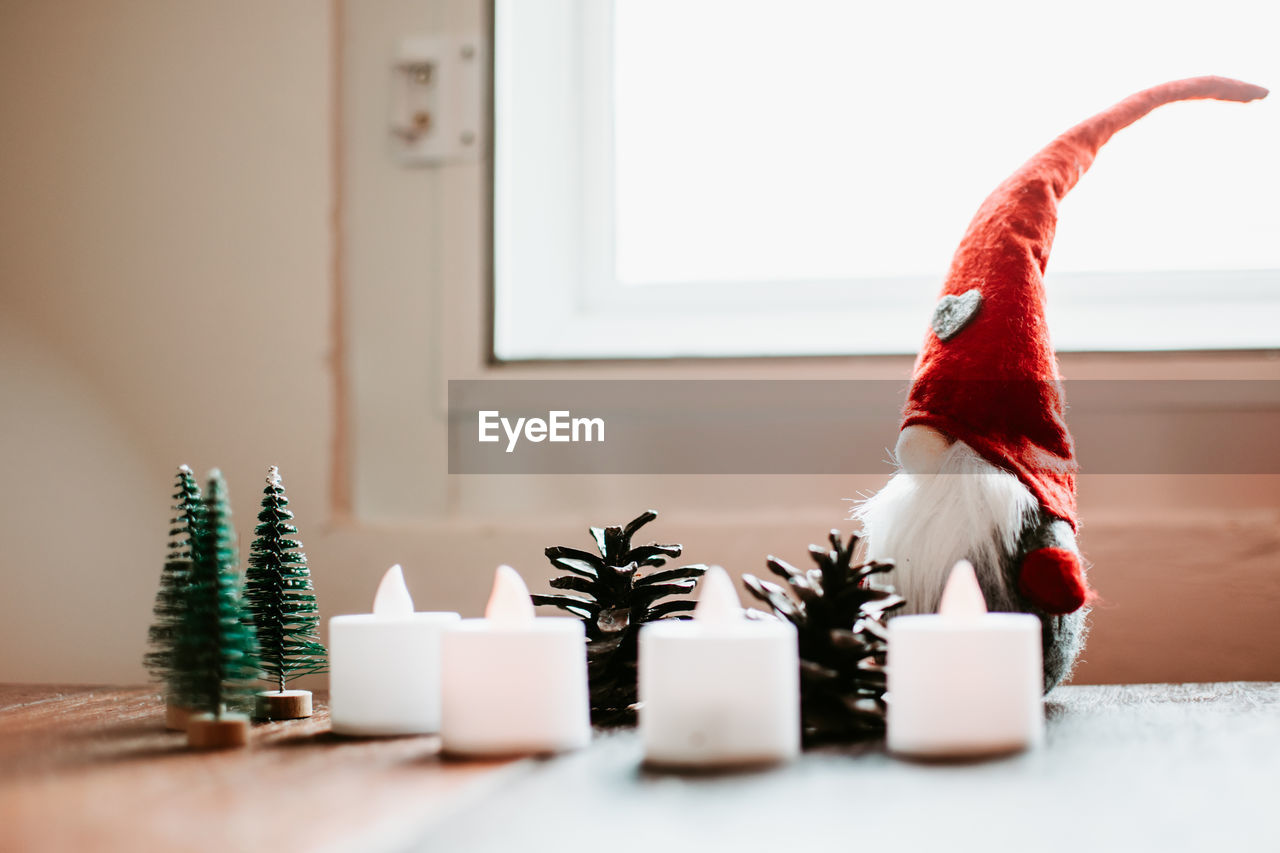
[{"left": 2, "top": 683, "right": 1277, "bottom": 852}]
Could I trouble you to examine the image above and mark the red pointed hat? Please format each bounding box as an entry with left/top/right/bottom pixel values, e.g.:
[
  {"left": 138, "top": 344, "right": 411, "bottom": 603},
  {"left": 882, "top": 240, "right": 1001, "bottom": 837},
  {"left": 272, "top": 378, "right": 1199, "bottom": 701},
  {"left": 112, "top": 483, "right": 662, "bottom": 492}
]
[{"left": 903, "top": 77, "right": 1268, "bottom": 531}]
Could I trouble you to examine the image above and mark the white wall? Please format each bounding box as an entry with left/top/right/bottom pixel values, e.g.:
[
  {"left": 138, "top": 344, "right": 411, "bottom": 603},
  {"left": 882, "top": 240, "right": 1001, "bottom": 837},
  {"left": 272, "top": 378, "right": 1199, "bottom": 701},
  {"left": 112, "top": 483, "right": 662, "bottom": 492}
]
[
  {"left": 0, "top": 0, "right": 334, "bottom": 681},
  {"left": 1, "top": 0, "right": 1277, "bottom": 687}
]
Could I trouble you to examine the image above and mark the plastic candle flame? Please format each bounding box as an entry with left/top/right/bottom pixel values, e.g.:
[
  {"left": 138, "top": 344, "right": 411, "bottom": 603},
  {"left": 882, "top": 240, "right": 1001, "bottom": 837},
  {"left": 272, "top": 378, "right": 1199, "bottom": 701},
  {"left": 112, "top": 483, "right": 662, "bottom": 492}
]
[
  {"left": 693, "top": 565, "right": 744, "bottom": 625},
  {"left": 373, "top": 564, "right": 415, "bottom": 617},
  {"left": 938, "top": 560, "right": 988, "bottom": 621},
  {"left": 485, "top": 565, "right": 536, "bottom": 625}
]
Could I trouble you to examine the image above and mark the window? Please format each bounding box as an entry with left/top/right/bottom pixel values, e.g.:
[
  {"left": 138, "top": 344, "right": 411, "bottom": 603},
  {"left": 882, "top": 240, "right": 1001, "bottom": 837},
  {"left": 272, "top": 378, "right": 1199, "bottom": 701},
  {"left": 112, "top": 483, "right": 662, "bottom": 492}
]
[{"left": 494, "top": 0, "right": 1280, "bottom": 360}]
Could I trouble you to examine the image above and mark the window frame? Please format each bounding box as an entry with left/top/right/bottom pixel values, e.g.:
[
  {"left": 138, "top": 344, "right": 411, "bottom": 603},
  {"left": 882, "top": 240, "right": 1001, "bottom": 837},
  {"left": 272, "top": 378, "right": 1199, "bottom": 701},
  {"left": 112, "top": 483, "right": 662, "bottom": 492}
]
[
  {"left": 492, "top": 0, "right": 1280, "bottom": 362},
  {"left": 336, "top": 0, "right": 1280, "bottom": 529}
]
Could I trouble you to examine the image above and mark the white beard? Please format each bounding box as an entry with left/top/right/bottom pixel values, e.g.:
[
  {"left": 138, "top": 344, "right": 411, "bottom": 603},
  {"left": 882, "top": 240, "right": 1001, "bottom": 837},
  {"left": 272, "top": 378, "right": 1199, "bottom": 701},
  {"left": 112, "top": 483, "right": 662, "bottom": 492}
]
[{"left": 851, "top": 440, "right": 1038, "bottom": 615}]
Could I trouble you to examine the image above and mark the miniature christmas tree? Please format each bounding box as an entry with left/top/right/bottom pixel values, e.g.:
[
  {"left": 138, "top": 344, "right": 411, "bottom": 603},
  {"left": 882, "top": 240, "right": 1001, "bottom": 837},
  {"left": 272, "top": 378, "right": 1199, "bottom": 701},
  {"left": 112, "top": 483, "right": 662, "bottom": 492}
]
[
  {"left": 144, "top": 465, "right": 203, "bottom": 730},
  {"left": 533, "top": 510, "right": 706, "bottom": 726},
  {"left": 744, "top": 530, "right": 905, "bottom": 744},
  {"left": 171, "top": 469, "right": 260, "bottom": 748},
  {"left": 242, "top": 466, "right": 327, "bottom": 719}
]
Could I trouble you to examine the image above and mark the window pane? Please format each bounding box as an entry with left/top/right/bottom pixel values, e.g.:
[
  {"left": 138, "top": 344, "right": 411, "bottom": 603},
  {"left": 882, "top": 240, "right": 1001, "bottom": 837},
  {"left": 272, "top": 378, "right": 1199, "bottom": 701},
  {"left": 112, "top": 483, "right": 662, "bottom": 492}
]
[{"left": 613, "top": 0, "right": 1280, "bottom": 285}]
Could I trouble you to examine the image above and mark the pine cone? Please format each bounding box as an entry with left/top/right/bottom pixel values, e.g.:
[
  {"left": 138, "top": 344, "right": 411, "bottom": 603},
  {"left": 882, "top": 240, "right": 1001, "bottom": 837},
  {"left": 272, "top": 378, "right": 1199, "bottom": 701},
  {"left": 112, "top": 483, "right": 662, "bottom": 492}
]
[
  {"left": 744, "top": 530, "right": 904, "bottom": 744},
  {"left": 533, "top": 510, "right": 706, "bottom": 726}
]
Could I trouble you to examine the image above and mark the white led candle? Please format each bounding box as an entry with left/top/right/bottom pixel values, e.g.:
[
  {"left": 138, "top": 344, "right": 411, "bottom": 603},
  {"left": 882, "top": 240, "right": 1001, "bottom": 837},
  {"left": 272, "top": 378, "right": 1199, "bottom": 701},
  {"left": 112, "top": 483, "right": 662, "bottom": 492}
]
[
  {"left": 639, "top": 566, "right": 800, "bottom": 769},
  {"left": 328, "top": 565, "right": 460, "bottom": 736},
  {"left": 440, "top": 566, "right": 591, "bottom": 756},
  {"left": 887, "top": 560, "right": 1044, "bottom": 757}
]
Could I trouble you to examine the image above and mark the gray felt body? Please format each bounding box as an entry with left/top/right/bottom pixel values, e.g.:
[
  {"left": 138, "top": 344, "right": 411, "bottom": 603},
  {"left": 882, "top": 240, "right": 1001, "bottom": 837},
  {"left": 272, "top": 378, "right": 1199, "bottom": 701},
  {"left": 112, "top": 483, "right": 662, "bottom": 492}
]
[{"left": 974, "top": 506, "right": 1089, "bottom": 692}]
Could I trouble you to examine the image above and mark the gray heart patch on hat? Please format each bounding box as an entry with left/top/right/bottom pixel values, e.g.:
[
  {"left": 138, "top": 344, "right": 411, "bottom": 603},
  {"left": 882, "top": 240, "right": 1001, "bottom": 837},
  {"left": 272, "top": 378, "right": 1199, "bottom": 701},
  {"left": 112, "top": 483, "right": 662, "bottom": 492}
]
[{"left": 931, "top": 288, "right": 982, "bottom": 341}]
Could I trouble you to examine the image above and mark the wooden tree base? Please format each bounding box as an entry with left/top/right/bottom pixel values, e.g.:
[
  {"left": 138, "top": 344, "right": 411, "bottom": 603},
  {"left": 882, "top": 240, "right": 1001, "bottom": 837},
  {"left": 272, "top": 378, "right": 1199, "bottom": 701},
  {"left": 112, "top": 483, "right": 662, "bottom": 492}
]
[
  {"left": 164, "top": 703, "right": 193, "bottom": 732},
  {"left": 255, "top": 689, "right": 313, "bottom": 720},
  {"left": 186, "top": 713, "right": 250, "bottom": 749}
]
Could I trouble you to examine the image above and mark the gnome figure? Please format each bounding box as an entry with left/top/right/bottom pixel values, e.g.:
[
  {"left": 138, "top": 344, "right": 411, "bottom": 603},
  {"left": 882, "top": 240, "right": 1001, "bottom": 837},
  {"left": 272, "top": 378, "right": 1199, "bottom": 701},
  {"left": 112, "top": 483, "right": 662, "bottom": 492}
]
[{"left": 855, "top": 77, "right": 1268, "bottom": 690}]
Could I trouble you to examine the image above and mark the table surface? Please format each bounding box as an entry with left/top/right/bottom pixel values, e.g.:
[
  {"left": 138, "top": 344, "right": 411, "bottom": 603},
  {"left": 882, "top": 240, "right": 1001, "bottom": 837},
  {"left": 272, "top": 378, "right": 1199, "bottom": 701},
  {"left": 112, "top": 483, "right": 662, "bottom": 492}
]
[{"left": 1, "top": 683, "right": 1277, "bottom": 853}]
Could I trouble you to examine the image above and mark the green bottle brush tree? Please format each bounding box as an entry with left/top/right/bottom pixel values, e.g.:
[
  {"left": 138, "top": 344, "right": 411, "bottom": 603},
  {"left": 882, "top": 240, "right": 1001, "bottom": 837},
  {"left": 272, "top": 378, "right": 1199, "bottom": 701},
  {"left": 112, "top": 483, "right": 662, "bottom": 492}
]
[
  {"left": 242, "top": 466, "right": 327, "bottom": 719},
  {"left": 171, "top": 469, "right": 260, "bottom": 748},
  {"left": 143, "top": 465, "right": 203, "bottom": 731}
]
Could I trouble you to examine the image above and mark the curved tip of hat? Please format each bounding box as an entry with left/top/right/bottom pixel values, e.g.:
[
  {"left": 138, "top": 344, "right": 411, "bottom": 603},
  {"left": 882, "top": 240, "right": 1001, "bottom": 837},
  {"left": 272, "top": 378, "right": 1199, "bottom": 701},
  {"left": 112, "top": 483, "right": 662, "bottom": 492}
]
[
  {"left": 1196, "top": 75, "right": 1268, "bottom": 102},
  {"left": 1226, "top": 80, "right": 1268, "bottom": 101}
]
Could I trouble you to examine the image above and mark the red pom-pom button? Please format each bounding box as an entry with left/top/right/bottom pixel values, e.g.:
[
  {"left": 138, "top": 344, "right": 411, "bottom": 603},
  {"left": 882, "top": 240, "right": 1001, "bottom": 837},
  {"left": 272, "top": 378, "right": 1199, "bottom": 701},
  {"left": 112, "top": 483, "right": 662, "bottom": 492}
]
[{"left": 1018, "top": 547, "right": 1089, "bottom": 614}]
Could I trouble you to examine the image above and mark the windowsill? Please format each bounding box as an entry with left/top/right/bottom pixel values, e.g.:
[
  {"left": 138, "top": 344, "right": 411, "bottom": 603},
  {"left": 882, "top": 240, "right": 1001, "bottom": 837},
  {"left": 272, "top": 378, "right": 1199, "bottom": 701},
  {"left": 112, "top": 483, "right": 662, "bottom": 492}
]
[
  {"left": 470, "top": 348, "right": 1280, "bottom": 381},
  {"left": 494, "top": 271, "right": 1280, "bottom": 361}
]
